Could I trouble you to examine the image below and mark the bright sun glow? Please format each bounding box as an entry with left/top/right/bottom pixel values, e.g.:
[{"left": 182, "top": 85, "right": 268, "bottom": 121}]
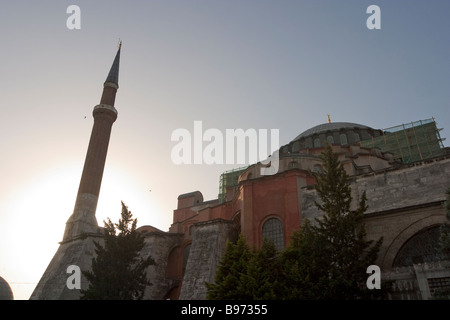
[
  {"left": 0, "top": 162, "right": 162, "bottom": 300},
  {"left": 95, "top": 164, "right": 164, "bottom": 231}
]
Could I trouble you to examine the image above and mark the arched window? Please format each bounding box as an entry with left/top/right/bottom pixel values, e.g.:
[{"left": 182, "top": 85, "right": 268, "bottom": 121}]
[
  {"left": 340, "top": 133, "right": 348, "bottom": 146},
  {"left": 393, "top": 226, "right": 450, "bottom": 268},
  {"left": 305, "top": 137, "right": 313, "bottom": 149},
  {"left": 313, "top": 138, "right": 321, "bottom": 148},
  {"left": 262, "top": 218, "right": 284, "bottom": 251},
  {"left": 312, "top": 164, "right": 322, "bottom": 174},
  {"left": 288, "top": 161, "right": 298, "bottom": 169},
  {"left": 326, "top": 135, "right": 334, "bottom": 145}
]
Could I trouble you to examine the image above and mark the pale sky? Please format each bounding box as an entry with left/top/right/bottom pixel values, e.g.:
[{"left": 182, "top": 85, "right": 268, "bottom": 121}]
[{"left": 0, "top": 0, "right": 449, "bottom": 300}]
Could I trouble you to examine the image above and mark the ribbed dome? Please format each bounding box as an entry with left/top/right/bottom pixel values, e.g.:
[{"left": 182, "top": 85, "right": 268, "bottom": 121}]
[
  {"left": 0, "top": 276, "right": 13, "bottom": 300},
  {"left": 285, "top": 122, "right": 382, "bottom": 152},
  {"left": 293, "top": 122, "right": 373, "bottom": 142}
]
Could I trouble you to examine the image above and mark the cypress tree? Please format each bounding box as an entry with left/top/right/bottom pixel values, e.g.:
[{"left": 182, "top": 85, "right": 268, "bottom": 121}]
[
  {"left": 243, "top": 238, "right": 284, "bottom": 299},
  {"left": 284, "top": 143, "right": 383, "bottom": 299},
  {"left": 80, "top": 201, "right": 155, "bottom": 300}
]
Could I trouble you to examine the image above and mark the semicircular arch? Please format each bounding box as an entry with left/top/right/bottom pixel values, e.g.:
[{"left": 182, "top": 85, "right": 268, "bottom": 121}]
[{"left": 381, "top": 214, "right": 448, "bottom": 269}]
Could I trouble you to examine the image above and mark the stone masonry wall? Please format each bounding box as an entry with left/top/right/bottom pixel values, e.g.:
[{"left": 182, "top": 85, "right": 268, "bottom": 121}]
[
  {"left": 141, "top": 231, "right": 183, "bottom": 299},
  {"left": 301, "top": 157, "right": 450, "bottom": 221},
  {"left": 300, "top": 157, "right": 450, "bottom": 275},
  {"left": 179, "top": 219, "right": 238, "bottom": 300},
  {"left": 30, "top": 235, "right": 102, "bottom": 300}
]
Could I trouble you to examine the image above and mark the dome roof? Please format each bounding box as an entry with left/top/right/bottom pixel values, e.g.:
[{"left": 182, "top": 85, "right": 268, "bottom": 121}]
[
  {"left": 282, "top": 121, "right": 383, "bottom": 153},
  {"left": 293, "top": 122, "right": 373, "bottom": 141},
  {"left": 0, "top": 276, "right": 13, "bottom": 300}
]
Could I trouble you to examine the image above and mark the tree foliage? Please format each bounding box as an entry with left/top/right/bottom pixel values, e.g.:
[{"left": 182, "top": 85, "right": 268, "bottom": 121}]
[
  {"left": 206, "top": 235, "right": 284, "bottom": 300},
  {"left": 283, "top": 143, "right": 384, "bottom": 299},
  {"left": 206, "top": 234, "right": 251, "bottom": 300},
  {"left": 80, "top": 201, "right": 155, "bottom": 300},
  {"left": 242, "top": 238, "right": 285, "bottom": 299}
]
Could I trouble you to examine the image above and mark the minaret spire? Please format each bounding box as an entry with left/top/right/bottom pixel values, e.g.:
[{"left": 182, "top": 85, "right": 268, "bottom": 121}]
[
  {"left": 63, "top": 44, "right": 122, "bottom": 242},
  {"left": 104, "top": 43, "right": 121, "bottom": 88}
]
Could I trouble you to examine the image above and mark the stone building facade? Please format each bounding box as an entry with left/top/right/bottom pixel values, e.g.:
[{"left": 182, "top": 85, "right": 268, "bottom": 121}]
[
  {"left": 30, "top": 45, "right": 450, "bottom": 300},
  {"left": 139, "top": 120, "right": 450, "bottom": 300}
]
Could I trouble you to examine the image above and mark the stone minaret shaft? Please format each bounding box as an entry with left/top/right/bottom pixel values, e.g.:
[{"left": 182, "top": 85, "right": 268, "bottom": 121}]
[{"left": 63, "top": 44, "right": 121, "bottom": 242}]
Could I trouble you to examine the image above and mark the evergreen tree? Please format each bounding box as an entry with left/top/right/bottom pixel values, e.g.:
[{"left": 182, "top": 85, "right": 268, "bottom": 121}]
[
  {"left": 282, "top": 219, "right": 328, "bottom": 299},
  {"left": 283, "top": 143, "right": 383, "bottom": 299},
  {"left": 206, "top": 235, "right": 285, "bottom": 300},
  {"left": 206, "top": 234, "right": 251, "bottom": 300},
  {"left": 80, "top": 201, "right": 155, "bottom": 300},
  {"left": 242, "top": 238, "right": 284, "bottom": 299}
]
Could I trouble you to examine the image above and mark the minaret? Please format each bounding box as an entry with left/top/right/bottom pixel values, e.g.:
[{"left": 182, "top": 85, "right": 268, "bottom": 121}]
[
  {"left": 63, "top": 42, "right": 121, "bottom": 242},
  {"left": 30, "top": 44, "right": 123, "bottom": 300}
]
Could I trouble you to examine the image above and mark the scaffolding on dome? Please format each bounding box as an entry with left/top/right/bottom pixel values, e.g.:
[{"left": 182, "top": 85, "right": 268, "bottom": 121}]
[{"left": 360, "top": 118, "right": 446, "bottom": 164}]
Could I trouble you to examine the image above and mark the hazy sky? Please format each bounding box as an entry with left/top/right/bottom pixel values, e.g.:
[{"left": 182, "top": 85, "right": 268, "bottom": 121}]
[{"left": 0, "top": 0, "right": 449, "bottom": 299}]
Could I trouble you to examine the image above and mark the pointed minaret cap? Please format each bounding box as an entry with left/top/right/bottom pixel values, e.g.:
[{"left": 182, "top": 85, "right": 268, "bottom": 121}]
[{"left": 104, "top": 41, "right": 121, "bottom": 87}]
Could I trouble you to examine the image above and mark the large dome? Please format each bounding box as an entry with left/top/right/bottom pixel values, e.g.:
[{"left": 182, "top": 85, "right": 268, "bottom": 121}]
[
  {"left": 0, "top": 276, "right": 13, "bottom": 300},
  {"left": 293, "top": 122, "right": 374, "bottom": 141},
  {"left": 283, "top": 122, "right": 383, "bottom": 153}
]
